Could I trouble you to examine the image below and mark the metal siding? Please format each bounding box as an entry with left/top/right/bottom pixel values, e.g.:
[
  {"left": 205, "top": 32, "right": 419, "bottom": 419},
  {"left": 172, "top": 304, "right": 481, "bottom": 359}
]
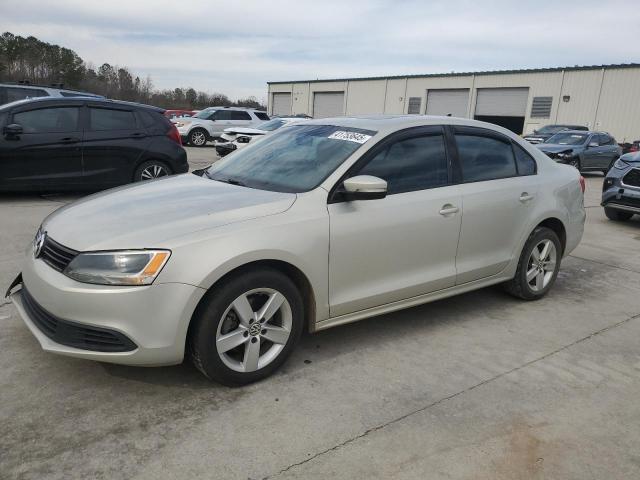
[
  {"left": 313, "top": 92, "right": 345, "bottom": 118},
  {"left": 594, "top": 68, "right": 640, "bottom": 142},
  {"left": 272, "top": 93, "right": 292, "bottom": 116},
  {"left": 555, "top": 69, "right": 602, "bottom": 129},
  {"left": 475, "top": 87, "right": 529, "bottom": 116},
  {"left": 345, "top": 80, "right": 387, "bottom": 115},
  {"left": 384, "top": 79, "right": 406, "bottom": 114},
  {"left": 426, "top": 89, "right": 470, "bottom": 117}
]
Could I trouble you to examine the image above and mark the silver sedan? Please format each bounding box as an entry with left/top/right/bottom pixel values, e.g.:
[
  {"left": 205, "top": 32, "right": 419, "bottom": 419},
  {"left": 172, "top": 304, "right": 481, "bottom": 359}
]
[{"left": 7, "top": 116, "right": 585, "bottom": 385}]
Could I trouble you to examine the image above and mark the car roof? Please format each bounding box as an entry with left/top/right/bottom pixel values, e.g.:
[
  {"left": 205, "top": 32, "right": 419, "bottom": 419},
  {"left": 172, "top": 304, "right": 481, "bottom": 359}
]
[
  {"left": 0, "top": 96, "right": 165, "bottom": 113},
  {"left": 297, "top": 115, "right": 519, "bottom": 137}
]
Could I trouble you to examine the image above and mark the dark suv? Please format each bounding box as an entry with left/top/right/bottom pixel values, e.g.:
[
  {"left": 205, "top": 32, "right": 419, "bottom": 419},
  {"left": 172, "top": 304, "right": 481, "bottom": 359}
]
[
  {"left": 0, "top": 97, "right": 188, "bottom": 191},
  {"left": 602, "top": 152, "right": 640, "bottom": 221}
]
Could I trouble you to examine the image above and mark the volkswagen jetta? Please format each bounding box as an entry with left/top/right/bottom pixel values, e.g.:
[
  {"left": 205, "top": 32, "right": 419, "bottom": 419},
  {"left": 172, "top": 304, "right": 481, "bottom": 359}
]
[{"left": 7, "top": 116, "right": 585, "bottom": 385}]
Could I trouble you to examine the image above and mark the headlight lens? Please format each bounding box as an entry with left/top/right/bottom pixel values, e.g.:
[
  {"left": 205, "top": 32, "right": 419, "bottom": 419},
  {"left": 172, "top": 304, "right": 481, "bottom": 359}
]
[
  {"left": 613, "top": 158, "right": 629, "bottom": 169},
  {"left": 64, "top": 250, "right": 170, "bottom": 285},
  {"left": 236, "top": 136, "right": 251, "bottom": 144}
]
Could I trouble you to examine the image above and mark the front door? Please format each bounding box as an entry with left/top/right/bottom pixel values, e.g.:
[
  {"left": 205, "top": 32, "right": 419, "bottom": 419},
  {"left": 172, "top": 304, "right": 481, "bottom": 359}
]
[
  {"left": 0, "top": 104, "right": 83, "bottom": 189},
  {"left": 328, "top": 127, "right": 462, "bottom": 317}
]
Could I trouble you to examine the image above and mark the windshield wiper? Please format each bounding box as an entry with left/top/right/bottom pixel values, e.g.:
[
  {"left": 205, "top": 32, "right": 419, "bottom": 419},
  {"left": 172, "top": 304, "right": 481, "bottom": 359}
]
[{"left": 211, "top": 176, "right": 246, "bottom": 187}]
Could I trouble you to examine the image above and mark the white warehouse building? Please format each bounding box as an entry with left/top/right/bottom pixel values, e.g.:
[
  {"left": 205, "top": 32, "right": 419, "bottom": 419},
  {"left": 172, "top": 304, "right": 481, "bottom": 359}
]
[{"left": 267, "top": 63, "right": 640, "bottom": 142}]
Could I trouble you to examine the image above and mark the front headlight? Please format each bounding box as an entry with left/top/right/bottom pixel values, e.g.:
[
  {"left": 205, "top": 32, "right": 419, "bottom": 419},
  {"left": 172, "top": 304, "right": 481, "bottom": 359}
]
[
  {"left": 613, "top": 158, "right": 629, "bottom": 170},
  {"left": 64, "top": 250, "right": 170, "bottom": 286},
  {"left": 236, "top": 136, "right": 251, "bottom": 144}
]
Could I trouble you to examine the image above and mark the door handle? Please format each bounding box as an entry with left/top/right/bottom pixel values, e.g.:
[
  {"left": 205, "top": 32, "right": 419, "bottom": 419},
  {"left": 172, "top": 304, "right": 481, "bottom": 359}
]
[
  {"left": 439, "top": 204, "right": 459, "bottom": 216},
  {"left": 59, "top": 137, "right": 80, "bottom": 144},
  {"left": 519, "top": 192, "right": 534, "bottom": 203},
  {"left": 130, "top": 132, "right": 146, "bottom": 138}
]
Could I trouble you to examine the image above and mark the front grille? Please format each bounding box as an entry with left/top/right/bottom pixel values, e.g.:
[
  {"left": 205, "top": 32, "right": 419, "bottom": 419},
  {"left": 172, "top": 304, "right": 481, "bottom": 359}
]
[
  {"left": 622, "top": 168, "right": 640, "bottom": 188},
  {"left": 21, "top": 287, "right": 137, "bottom": 352},
  {"left": 40, "top": 236, "right": 78, "bottom": 272}
]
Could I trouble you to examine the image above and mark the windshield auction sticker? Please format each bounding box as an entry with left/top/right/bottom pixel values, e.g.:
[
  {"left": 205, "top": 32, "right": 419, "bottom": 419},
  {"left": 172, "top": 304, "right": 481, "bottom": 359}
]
[{"left": 328, "top": 131, "right": 372, "bottom": 144}]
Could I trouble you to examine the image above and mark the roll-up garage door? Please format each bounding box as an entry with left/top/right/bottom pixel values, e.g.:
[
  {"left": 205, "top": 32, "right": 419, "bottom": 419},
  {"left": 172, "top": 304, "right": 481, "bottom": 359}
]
[
  {"left": 475, "top": 88, "right": 529, "bottom": 116},
  {"left": 272, "top": 93, "right": 291, "bottom": 116},
  {"left": 313, "top": 92, "right": 344, "bottom": 118},
  {"left": 426, "top": 89, "right": 469, "bottom": 117}
]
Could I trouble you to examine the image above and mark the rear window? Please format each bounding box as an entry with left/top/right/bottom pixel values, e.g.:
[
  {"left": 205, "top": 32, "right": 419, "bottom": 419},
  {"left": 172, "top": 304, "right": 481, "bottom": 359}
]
[
  {"left": 255, "top": 112, "right": 270, "bottom": 121},
  {"left": 2, "top": 86, "right": 48, "bottom": 103},
  {"left": 90, "top": 108, "right": 137, "bottom": 130}
]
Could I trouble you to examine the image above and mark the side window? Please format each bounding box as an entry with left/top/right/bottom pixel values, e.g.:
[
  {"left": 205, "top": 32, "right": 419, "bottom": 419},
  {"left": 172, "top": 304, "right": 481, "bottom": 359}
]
[
  {"left": 513, "top": 143, "right": 537, "bottom": 176},
  {"left": 255, "top": 112, "right": 270, "bottom": 121},
  {"left": 13, "top": 107, "right": 80, "bottom": 133},
  {"left": 602, "top": 135, "right": 615, "bottom": 146},
  {"left": 357, "top": 134, "right": 448, "bottom": 194},
  {"left": 212, "top": 110, "right": 233, "bottom": 121},
  {"left": 0, "top": 111, "right": 7, "bottom": 128},
  {"left": 231, "top": 111, "right": 252, "bottom": 120},
  {"left": 90, "top": 108, "right": 136, "bottom": 130},
  {"left": 590, "top": 134, "right": 601, "bottom": 146},
  {"left": 455, "top": 134, "right": 517, "bottom": 182},
  {"left": 6, "top": 87, "right": 48, "bottom": 102}
]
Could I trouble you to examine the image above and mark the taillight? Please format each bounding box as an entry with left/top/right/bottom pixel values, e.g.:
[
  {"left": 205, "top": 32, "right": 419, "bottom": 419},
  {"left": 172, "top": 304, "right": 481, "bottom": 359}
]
[
  {"left": 579, "top": 175, "right": 586, "bottom": 194},
  {"left": 167, "top": 124, "right": 181, "bottom": 145}
]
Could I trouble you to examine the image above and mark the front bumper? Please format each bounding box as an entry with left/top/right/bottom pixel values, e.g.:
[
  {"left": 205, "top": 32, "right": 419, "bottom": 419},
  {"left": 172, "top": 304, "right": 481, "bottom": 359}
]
[
  {"left": 9, "top": 253, "right": 206, "bottom": 366},
  {"left": 601, "top": 170, "right": 640, "bottom": 214}
]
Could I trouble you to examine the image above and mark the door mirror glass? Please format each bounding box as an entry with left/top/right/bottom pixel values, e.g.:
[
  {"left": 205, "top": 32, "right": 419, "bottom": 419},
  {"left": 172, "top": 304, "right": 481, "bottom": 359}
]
[
  {"left": 3, "top": 123, "right": 23, "bottom": 136},
  {"left": 342, "top": 175, "right": 387, "bottom": 201}
]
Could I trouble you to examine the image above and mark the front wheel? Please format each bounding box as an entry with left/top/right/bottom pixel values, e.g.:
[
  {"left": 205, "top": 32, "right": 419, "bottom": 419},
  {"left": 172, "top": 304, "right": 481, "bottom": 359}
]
[
  {"left": 604, "top": 207, "right": 633, "bottom": 221},
  {"left": 188, "top": 268, "right": 304, "bottom": 386},
  {"left": 503, "top": 227, "right": 561, "bottom": 300},
  {"left": 567, "top": 157, "right": 581, "bottom": 171}
]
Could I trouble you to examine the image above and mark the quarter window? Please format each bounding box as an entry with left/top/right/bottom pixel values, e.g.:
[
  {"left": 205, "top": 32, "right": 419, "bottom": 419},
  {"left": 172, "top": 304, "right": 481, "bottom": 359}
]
[
  {"left": 255, "top": 112, "right": 270, "bottom": 121},
  {"left": 455, "top": 134, "right": 517, "bottom": 182},
  {"left": 513, "top": 143, "right": 537, "bottom": 176},
  {"left": 357, "top": 134, "right": 448, "bottom": 194},
  {"left": 14, "top": 107, "right": 80, "bottom": 133},
  {"left": 4, "top": 87, "right": 48, "bottom": 103},
  {"left": 90, "top": 108, "right": 136, "bottom": 130}
]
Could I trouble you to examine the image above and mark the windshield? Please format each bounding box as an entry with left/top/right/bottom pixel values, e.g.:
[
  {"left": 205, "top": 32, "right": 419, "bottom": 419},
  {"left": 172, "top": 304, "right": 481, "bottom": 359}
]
[
  {"left": 255, "top": 119, "right": 286, "bottom": 131},
  {"left": 193, "top": 109, "right": 214, "bottom": 119},
  {"left": 537, "top": 125, "right": 567, "bottom": 135},
  {"left": 205, "top": 125, "right": 376, "bottom": 193},
  {"left": 546, "top": 132, "right": 588, "bottom": 145}
]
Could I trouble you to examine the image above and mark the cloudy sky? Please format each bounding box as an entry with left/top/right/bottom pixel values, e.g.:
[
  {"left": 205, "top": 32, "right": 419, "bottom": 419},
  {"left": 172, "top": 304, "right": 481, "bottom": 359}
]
[{"left": 1, "top": 0, "right": 638, "bottom": 102}]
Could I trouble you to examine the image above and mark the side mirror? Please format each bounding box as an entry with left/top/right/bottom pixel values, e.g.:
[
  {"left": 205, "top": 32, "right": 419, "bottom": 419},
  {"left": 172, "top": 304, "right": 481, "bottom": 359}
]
[
  {"left": 4, "top": 123, "right": 23, "bottom": 137},
  {"left": 342, "top": 175, "right": 387, "bottom": 201},
  {"left": 588, "top": 142, "right": 599, "bottom": 148}
]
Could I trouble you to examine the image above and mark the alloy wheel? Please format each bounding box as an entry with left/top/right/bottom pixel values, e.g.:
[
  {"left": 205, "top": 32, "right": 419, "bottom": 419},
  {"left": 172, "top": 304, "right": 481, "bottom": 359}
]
[
  {"left": 191, "top": 131, "right": 206, "bottom": 146},
  {"left": 526, "top": 239, "right": 557, "bottom": 292},
  {"left": 215, "top": 288, "right": 292, "bottom": 373},
  {"left": 140, "top": 164, "right": 168, "bottom": 180}
]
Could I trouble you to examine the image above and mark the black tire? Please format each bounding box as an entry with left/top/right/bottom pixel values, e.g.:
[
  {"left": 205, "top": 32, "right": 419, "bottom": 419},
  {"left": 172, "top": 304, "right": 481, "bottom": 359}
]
[
  {"left": 188, "top": 268, "right": 304, "bottom": 386},
  {"left": 604, "top": 207, "right": 633, "bottom": 221},
  {"left": 133, "top": 160, "right": 171, "bottom": 182},
  {"left": 503, "top": 227, "right": 562, "bottom": 301},
  {"left": 568, "top": 157, "right": 581, "bottom": 171},
  {"left": 188, "top": 128, "right": 209, "bottom": 147}
]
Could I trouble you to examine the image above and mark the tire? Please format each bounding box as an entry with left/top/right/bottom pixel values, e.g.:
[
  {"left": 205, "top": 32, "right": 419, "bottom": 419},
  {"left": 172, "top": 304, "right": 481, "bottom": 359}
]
[
  {"left": 604, "top": 207, "right": 633, "bottom": 221},
  {"left": 188, "top": 128, "right": 208, "bottom": 147},
  {"left": 188, "top": 268, "right": 304, "bottom": 386},
  {"left": 567, "top": 157, "right": 581, "bottom": 171},
  {"left": 503, "top": 227, "right": 562, "bottom": 301},
  {"left": 133, "top": 160, "right": 171, "bottom": 182}
]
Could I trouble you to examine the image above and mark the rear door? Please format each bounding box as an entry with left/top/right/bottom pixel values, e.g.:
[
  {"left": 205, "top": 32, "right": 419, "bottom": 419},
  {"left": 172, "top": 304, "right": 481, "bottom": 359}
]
[
  {"left": 597, "top": 134, "right": 621, "bottom": 169},
  {"left": 451, "top": 126, "right": 539, "bottom": 284},
  {"left": 0, "top": 103, "right": 83, "bottom": 189},
  {"left": 81, "top": 104, "right": 150, "bottom": 186},
  {"left": 581, "top": 133, "right": 602, "bottom": 169}
]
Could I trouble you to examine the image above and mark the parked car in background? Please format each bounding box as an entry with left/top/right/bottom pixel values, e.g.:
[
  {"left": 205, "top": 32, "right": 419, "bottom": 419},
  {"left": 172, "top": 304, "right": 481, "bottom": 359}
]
[
  {"left": 164, "top": 109, "right": 195, "bottom": 121},
  {"left": 523, "top": 124, "right": 588, "bottom": 144},
  {"left": 0, "top": 97, "right": 187, "bottom": 191},
  {"left": 175, "top": 107, "right": 269, "bottom": 146},
  {"left": 602, "top": 151, "right": 640, "bottom": 221},
  {"left": 7, "top": 116, "right": 585, "bottom": 385},
  {"left": 619, "top": 140, "right": 640, "bottom": 154},
  {"left": 215, "top": 117, "right": 301, "bottom": 157},
  {"left": 536, "top": 130, "right": 622, "bottom": 173},
  {"left": 0, "top": 82, "right": 103, "bottom": 106}
]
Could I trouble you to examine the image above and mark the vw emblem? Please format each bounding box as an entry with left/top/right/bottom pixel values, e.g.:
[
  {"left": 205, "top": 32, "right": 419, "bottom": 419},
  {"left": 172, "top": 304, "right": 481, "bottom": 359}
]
[
  {"left": 249, "top": 322, "right": 262, "bottom": 336},
  {"left": 33, "top": 229, "right": 46, "bottom": 258}
]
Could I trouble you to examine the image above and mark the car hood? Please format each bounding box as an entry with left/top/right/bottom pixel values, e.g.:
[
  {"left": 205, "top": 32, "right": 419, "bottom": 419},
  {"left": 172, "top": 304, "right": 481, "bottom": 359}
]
[
  {"left": 223, "top": 127, "right": 267, "bottom": 135},
  {"left": 43, "top": 174, "right": 296, "bottom": 251},
  {"left": 536, "top": 144, "right": 578, "bottom": 153}
]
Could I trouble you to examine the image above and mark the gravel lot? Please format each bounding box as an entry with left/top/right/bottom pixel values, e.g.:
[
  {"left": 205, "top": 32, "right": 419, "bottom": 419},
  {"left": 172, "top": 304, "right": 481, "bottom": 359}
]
[{"left": 1, "top": 159, "right": 639, "bottom": 479}]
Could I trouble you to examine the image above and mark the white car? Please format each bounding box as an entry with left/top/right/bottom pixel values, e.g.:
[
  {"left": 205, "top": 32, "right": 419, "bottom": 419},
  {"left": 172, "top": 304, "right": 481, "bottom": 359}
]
[
  {"left": 215, "top": 117, "right": 301, "bottom": 156},
  {"left": 8, "top": 116, "right": 585, "bottom": 386},
  {"left": 175, "top": 107, "right": 269, "bottom": 146}
]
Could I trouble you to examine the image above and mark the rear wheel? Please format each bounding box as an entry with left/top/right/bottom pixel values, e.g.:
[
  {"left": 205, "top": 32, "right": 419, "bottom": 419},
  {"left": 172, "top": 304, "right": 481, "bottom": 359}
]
[
  {"left": 188, "top": 268, "right": 304, "bottom": 386},
  {"left": 503, "top": 227, "right": 561, "bottom": 300},
  {"left": 189, "top": 128, "right": 208, "bottom": 147},
  {"left": 133, "top": 160, "right": 171, "bottom": 182},
  {"left": 604, "top": 207, "right": 633, "bottom": 221}
]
